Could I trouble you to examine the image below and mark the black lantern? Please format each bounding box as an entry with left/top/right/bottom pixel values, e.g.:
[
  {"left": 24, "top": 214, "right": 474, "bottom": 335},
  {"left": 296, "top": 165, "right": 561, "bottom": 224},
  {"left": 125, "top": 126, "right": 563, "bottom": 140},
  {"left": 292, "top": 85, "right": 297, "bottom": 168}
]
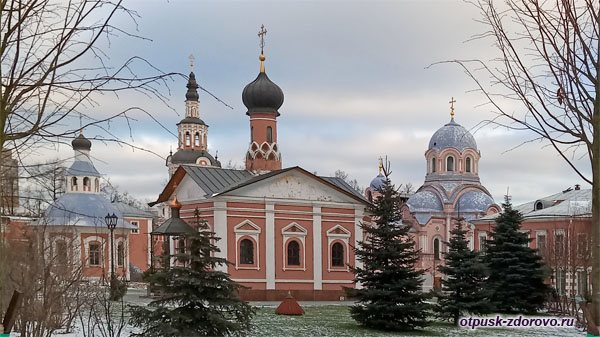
[{"left": 105, "top": 212, "right": 118, "bottom": 288}]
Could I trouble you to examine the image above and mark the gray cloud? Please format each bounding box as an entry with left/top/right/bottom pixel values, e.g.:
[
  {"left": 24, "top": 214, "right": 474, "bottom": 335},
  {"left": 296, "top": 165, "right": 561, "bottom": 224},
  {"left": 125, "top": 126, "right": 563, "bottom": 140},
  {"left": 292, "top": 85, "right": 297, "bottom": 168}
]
[{"left": 18, "top": 0, "right": 591, "bottom": 208}]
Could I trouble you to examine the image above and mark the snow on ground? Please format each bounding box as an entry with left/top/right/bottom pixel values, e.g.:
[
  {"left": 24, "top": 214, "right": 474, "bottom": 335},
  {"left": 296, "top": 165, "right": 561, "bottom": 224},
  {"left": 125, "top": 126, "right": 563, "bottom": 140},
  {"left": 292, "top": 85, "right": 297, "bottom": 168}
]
[{"left": 6, "top": 289, "right": 587, "bottom": 336}]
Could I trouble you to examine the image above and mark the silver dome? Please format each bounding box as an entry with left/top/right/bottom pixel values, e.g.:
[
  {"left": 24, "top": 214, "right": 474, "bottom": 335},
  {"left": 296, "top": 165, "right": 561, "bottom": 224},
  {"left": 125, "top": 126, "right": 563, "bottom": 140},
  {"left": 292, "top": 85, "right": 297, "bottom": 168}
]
[
  {"left": 369, "top": 174, "right": 386, "bottom": 191},
  {"left": 457, "top": 190, "right": 495, "bottom": 213},
  {"left": 428, "top": 119, "right": 477, "bottom": 152}
]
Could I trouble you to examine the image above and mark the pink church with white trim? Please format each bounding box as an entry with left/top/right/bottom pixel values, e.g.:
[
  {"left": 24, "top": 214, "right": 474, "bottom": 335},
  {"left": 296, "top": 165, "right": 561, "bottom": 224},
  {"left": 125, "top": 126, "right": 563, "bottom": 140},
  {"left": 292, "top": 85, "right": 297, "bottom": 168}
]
[{"left": 152, "top": 47, "right": 370, "bottom": 300}]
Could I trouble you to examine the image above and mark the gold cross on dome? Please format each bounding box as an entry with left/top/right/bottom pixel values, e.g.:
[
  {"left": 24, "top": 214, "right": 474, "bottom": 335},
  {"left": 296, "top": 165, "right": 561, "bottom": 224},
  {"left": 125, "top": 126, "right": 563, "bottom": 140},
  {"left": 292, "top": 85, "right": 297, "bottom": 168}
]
[
  {"left": 449, "top": 97, "right": 456, "bottom": 118},
  {"left": 189, "top": 54, "right": 195, "bottom": 72},
  {"left": 258, "top": 24, "right": 267, "bottom": 54}
]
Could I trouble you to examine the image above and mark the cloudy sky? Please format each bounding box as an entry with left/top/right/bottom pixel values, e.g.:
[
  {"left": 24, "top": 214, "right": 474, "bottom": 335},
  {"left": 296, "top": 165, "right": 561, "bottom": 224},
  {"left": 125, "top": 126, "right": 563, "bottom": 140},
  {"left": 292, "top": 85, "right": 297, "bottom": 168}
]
[{"left": 31, "top": 0, "right": 590, "bottom": 205}]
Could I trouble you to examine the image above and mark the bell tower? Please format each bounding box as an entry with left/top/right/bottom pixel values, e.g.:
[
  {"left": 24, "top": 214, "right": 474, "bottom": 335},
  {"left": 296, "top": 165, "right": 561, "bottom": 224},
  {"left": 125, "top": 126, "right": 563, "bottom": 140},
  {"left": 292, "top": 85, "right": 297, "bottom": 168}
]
[{"left": 242, "top": 25, "right": 284, "bottom": 173}]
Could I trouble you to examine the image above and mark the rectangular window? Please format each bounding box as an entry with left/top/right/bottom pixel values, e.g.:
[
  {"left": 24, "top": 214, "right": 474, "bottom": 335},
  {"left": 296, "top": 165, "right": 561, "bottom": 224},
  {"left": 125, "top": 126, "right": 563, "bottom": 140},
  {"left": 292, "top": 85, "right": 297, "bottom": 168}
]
[
  {"left": 577, "top": 270, "right": 589, "bottom": 297},
  {"left": 89, "top": 242, "right": 101, "bottom": 266},
  {"left": 478, "top": 232, "right": 487, "bottom": 253},
  {"left": 577, "top": 233, "right": 588, "bottom": 258},
  {"left": 556, "top": 269, "right": 567, "bottom": 296},
  {"left": 555, "top": 231, "right": 565, "bottom": 257},
  {"left": 536, "top": 233, "right": 546, "bottom": 257},
  {"left": 130, "top": 221, "right": 139, "bottom": 234}
]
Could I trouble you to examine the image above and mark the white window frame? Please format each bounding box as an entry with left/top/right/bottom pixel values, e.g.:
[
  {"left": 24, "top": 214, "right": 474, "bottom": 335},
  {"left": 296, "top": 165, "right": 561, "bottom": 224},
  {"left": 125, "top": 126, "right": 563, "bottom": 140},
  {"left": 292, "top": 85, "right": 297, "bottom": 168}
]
[
  {"left": 326, "top": 225, "right": 351, "bottom": 272},
  {"left": 281, "top": 223, "right": 307, "bottom": 271},
  {"left": 130, "top": 220, "right": 139, "bottom": 234},
  {"left": 234, "top": 220, "right": 261, "bottom": 270}
]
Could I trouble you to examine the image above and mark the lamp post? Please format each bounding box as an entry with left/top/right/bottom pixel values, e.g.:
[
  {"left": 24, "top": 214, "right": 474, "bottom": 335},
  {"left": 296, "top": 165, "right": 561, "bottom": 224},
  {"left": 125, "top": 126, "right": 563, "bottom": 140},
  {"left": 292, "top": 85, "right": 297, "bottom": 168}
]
[{"left": 105, "top": 213, "right": 118, "bottom": 282}]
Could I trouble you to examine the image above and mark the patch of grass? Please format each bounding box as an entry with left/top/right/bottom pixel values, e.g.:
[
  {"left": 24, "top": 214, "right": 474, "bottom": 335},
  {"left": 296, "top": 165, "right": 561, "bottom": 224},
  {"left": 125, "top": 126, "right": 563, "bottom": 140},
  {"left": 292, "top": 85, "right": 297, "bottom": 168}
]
[{"left": 249, "top": 305, "right": 585, "bottom": 337}]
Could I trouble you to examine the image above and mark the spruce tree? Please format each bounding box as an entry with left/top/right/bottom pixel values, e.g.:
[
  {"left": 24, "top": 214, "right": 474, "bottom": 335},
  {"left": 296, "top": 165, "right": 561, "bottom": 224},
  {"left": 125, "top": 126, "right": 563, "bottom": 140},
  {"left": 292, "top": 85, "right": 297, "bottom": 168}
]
[
  {"left": 485, "top": 196, "right": 549, "bottom": 313},
  {"left": 350, "top": 166, "right": 429, "bottom": 331},
  {"left": 437, "top": 219, "right": 491, "bottom": 324},
  {"left": 129, "top": 219, "right": 254, "bottom": 336}
]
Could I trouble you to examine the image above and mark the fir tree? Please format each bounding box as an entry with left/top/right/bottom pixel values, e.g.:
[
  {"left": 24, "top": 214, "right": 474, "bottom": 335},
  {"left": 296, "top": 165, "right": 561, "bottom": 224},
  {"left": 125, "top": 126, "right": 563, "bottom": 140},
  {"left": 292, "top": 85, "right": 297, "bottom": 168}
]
[
  {"left": 129, "top": 218, "right": 254, "bottom": 336},
  {"left": 350, "top": 162, "right": 429, "bottom": 331},
  {"left": 437, "top": 219, "right": 491, "bottom": 325},
  {"left": 485, "top": 196, "right": 549, "bottom": 313}
]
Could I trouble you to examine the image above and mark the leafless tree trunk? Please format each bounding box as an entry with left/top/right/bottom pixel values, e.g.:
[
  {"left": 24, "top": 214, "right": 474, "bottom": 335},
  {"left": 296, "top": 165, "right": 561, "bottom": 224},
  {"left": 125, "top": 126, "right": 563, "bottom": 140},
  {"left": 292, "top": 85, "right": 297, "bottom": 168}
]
[{"left": 440, "top": 0, "right": 599, "bottom": 326}]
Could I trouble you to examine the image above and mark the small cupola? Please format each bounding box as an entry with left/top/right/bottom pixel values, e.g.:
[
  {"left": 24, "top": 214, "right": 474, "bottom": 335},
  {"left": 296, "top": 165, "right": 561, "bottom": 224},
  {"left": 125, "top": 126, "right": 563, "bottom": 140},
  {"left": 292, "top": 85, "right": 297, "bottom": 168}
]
[
  {"left": 72, "top": 133, "right": 92, "bottom": 152},
  {"left": 186, "top": 71, "right": 199, "bottom": 101}
]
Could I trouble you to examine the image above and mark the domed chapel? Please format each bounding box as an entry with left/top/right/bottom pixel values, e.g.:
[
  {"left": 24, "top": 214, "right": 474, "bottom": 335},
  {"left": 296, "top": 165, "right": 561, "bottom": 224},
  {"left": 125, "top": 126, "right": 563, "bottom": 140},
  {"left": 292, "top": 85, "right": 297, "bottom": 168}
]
[{"left": 401, "top": 99, "right": 501, "bottom": 291}]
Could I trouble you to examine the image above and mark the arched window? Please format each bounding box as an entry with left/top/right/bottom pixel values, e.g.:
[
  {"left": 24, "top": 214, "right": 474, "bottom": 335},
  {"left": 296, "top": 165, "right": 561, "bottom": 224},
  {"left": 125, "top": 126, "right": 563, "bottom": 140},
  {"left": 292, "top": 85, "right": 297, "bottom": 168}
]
[
  {"left": 95, "top": 178, "right": 99, "bottom": 192},
  {"left": 185, "top": 132, "right": 191, "bottom": 146},
  {"left": 431, "top": 157, "right": 436, "bottom": 173},
  {"left": 434, "top": 238, "right": 441, "bottom": 260},
  {"left": 88, "top": 242, "right": 101, "bottom": 266},
  {"left": 240, "top": 239, "right": 254, "bottom": 265},
  {"left": 71, "top": 177, "right": 78, "bottom": 191},
  {"left": 465, "top": 157, "right": 472, "bottom": 173},
  {"left": 117, "top": 242, "right": 125, "bottom": 266},
  {"left": 287, "top": 240, "right": 300, "bottom": 266},
  {"left": 266, "top": 126, "right": 273, "bottom": 143},
  {"left": 331, "top": 242, "right": 344, "bottom": 267},
  {"left": 446, "top": 156, "right": 455, "bottom": 172},
  {"left": 55, "top": 240, "right": 68, "bottom": 264},
  {"left": 194, "top": 133, "right": 200, "bottom": 146},
  {"left": 177, "top": 237, "right": 186, "bottom": 254},
  {"left": 83, "top": 177, "right": 90, "bottom": 191}
]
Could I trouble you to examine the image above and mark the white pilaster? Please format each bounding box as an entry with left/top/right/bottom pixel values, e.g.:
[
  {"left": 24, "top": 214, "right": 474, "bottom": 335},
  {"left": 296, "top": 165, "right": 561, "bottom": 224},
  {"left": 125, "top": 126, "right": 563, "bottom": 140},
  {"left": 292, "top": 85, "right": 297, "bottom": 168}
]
[
  {"left": 354, "top": 207, "right": 363, "bottom": 289},
  {"left": 313, "top": 206, "right": 323, "bottom": 290},
  {"left": 266, "top": 203, "right": 275, "bottom": 289},
  {"left": 214, "top": 201, "right": 228, "bottom": 272}
]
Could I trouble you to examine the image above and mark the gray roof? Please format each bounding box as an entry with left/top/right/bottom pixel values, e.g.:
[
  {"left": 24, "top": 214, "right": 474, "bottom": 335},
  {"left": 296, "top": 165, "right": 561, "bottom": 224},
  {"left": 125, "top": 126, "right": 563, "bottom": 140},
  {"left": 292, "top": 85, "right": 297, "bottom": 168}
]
[
  {"left": 112, "top": 201, "right": 154, "bottom": 218},
  {"left": 171, "top": 149, "right": 220, "bottom": 166},
  {"left": 320, "top": 176, "right": 368, "bottom": 202},
  {"left": 457, "top": 191, "right": 495, "bottom": 213},
  {"left": 177, "top": 117, "right": 206, "bottom": 126},
  {"left": 40, "top": 193, "right": 135, "bottom": 229},
  {"left": 428, "top": 118, "right": 477, "bottom": 152},
  {"left": 66, "top": 160, "right": 101, "bottom": 177},
  {"left": 152, "top": 217, "right": 196, "bottom": 235},
  {"left": 407, "top": 190, "right": 444, "bottom": 212},
  {"left": 182, "top": 165, "right": 254, "bottom": 197},
  {"left": 477, "top": 188, "right": 591, "bottom": 221}
]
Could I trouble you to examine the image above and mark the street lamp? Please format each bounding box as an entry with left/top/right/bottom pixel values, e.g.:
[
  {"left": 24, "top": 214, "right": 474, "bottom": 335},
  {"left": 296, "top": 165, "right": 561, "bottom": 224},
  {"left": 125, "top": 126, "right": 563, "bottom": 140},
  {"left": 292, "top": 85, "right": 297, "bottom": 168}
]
[{"left": 105, "top": 213, "right": 118, "bottom": 282}]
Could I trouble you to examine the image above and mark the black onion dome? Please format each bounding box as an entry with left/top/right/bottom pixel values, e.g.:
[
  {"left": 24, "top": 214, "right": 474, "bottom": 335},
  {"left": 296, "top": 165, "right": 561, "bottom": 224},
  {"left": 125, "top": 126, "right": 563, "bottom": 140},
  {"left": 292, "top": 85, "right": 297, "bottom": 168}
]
[
  {"left": 72, "top": 133, "right": 91, "bottom": 151},
  {"left": 242, "top": 71, "right": 284, "bottom": 116},
  {"left": 186, "top": 72, "right": 199, "bottom": 101}
]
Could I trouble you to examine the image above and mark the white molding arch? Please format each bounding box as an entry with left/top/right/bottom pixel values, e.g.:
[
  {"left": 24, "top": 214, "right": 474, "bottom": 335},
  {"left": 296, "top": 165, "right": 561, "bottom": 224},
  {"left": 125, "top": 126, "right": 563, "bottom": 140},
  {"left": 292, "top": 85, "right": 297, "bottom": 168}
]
[
  {"left": 281, "top": 222, "right": 308, "bottom": 271},
  {"left": 234, "top": 220, "right": 261, "bottom": 270},
  {"left": 326, "top": 225, "right": 352, "bottom": 272}
]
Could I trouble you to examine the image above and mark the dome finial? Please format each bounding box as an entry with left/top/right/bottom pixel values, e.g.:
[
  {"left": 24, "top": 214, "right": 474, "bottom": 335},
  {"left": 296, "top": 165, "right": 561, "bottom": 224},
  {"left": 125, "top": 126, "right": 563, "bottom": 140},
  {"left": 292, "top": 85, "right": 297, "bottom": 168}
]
[
  {"left": 258, "top": 24, "right": 267, "bottom": 73},
  {"left": 449, "top": 96, "right": 456, "bottom": 119},
  {"left": 189, "top": 54, "right": 195, "bottom": 72},
  {"left": 378, "top": 157, "right": 383, "bottom": 175}
]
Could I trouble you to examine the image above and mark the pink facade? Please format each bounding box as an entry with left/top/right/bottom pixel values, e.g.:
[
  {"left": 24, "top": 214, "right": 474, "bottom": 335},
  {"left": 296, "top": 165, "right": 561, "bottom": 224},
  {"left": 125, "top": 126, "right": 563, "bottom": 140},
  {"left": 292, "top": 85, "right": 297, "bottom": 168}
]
[{"left": 152, "top": 166, "right": 368, "bottom": 300}]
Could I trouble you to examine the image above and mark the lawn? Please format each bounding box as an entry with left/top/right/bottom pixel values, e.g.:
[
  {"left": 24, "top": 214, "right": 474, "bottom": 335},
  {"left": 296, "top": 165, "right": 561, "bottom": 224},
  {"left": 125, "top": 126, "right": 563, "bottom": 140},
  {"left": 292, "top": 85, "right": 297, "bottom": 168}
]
[{"left": 249, "top": 305, "right": 585, "bottom": 337}]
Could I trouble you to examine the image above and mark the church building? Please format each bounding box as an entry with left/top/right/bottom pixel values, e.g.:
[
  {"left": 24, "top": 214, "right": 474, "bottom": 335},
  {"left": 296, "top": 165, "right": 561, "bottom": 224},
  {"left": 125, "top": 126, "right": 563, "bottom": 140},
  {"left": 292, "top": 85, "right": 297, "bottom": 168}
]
[
  {"left": 29, "top": 133, "right": 154, "bottom": 281},
  {"left": 400, "top": 103, "right": 501, "bottom": 291},
  {"left": 151, "top": 30, "right": 370, "bottom": 300}
]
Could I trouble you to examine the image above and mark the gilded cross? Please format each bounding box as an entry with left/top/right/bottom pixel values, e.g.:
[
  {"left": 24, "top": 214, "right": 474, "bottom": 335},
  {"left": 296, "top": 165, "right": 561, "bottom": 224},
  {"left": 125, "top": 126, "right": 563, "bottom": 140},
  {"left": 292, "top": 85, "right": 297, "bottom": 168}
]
[
  {"left": 258, "top": 24, "right": 267, "bottom": 54},
  {"left": 449, "top": 97, "right": 456, "bottom": 118},
  {"left": 189, "top": 54, "right": 195, "bottom": 72}
]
